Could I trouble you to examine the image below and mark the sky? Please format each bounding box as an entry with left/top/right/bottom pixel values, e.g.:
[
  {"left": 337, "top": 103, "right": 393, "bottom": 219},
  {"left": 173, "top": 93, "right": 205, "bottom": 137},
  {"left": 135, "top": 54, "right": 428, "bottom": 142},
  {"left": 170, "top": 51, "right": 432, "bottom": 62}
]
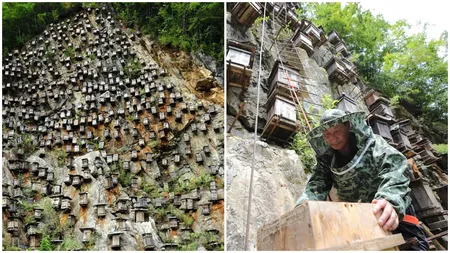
[{"left": 358, "top": 1, "right": 448, "bottom": 40}]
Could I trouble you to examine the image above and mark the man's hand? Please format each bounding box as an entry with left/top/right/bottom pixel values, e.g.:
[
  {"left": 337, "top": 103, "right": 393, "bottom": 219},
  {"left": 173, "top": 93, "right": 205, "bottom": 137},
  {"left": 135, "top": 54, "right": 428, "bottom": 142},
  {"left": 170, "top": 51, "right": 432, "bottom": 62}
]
[{"left": 372, "top": 199, "right": 399, "bottom": 231}]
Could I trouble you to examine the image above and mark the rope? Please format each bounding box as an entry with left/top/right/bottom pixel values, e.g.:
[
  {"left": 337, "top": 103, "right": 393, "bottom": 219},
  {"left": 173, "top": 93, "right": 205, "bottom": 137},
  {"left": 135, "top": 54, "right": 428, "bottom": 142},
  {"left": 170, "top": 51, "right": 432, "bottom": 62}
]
[
  {"left": 269, "top": 7, "right": 312, "bottom": 132},
  {"left": 244, "top": 2, "right": 266, "bottom": 250},
  {"left": 274, "top": 39, "right": 312, "bottom": 132}
]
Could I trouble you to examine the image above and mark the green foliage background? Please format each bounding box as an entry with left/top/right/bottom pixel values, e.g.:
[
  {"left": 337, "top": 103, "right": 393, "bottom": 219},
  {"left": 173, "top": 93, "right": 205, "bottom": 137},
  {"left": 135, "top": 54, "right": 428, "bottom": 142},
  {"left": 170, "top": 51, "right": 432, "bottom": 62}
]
[
  {"left": 2, "top": 3, "right": 224, "bottom": 61},
  {"left": 433, "top": 144, "right": 448, "bottom": 155},
  {"left": 110, "top": 2, "right": 224, "bottom": 61},
  {"left": 2, "top": 2, "right": 82, "bottom": 54},
  {"left": 297, "top": 3, "right": 448, "bottom": 143},
  {"left": 292, "top": 95, "right": 338, "bottom": 174}
]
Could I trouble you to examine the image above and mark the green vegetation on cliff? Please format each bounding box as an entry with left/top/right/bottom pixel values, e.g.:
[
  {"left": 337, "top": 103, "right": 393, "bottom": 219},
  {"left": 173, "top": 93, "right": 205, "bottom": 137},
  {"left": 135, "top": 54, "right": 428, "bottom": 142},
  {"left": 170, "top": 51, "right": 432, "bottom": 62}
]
[
  {"left": 2, "top": 2, "right": 82, "bottom": 54},
  {"left": 110, "top": 2, "right": 224, "bottom": 61},
  {"left": 297, "top": 3, "right": 448, "bottom": 142},
  {"left": 3, "top": 3, "right": 224, "bottom": 61}
]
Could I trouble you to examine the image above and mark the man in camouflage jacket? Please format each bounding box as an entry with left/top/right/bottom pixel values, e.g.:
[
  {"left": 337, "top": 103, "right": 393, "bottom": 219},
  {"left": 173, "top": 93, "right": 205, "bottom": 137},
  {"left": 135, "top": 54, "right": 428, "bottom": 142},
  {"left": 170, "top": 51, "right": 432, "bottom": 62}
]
[{"left": 296, "top": 109, "right": 428, "bottom": 250}]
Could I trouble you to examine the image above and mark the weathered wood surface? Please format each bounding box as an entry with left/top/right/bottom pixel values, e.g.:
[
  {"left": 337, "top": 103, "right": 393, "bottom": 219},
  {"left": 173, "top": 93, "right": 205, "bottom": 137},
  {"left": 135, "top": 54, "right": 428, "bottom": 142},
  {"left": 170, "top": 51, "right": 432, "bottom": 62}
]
[
  {"left": 231, "top": 3, "right": 260, "bottom": 27},
  {"left": 408, "top": 158, "right": 421, "bottom": 179},
  {"left": 321, "top": 234, "right": 404, "bottom": 251},
  {"left": 257, "top": 201, "right": 404, "bottom": 250},
  {"left": 410, "top": 178, "right": 443, "bottom": 215}
]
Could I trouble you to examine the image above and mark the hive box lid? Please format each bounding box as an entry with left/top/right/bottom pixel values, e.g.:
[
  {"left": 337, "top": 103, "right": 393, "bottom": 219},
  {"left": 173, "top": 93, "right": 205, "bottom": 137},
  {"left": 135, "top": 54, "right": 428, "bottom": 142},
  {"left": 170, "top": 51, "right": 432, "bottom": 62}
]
[{"left": 257, "top": 201, "right": 404, "bottom": 250}]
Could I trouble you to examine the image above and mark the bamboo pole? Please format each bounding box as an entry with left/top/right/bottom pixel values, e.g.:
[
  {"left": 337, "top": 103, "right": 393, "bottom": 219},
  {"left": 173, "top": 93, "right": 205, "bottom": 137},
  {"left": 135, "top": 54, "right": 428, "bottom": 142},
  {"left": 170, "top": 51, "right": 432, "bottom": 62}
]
[
  {"left": 420, "top": 221, "right": 446, "bottom": 250},
  {"left": 227, "top": 101, "right": 246, "bottom": 133}
]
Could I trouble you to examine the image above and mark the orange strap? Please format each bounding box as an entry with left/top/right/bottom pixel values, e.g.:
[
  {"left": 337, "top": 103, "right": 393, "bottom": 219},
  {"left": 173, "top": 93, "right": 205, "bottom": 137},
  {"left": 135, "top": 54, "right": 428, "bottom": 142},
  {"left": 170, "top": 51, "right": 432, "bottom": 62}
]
[{"left": 403, "top": 214, "right": 419, "bottom": 225}]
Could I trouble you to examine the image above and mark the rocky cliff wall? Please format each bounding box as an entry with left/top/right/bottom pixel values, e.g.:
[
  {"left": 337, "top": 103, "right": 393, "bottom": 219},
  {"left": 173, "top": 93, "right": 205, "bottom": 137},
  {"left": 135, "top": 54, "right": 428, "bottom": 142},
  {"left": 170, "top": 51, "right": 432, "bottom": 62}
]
[
  {"left": 226, "top": 3, "right": 447, "bottom": 251},
  {"left": 226, "top": 9, "right": 313, "bottom": 251},
  {"left": 226, "top": 131, "right": 306, "bottom": 250},
  {"left": 226, "top": 4, "right": 373, "bottom": 251},
  {"left": 2, "top": 4, "right": 223, "bottom": 251}
]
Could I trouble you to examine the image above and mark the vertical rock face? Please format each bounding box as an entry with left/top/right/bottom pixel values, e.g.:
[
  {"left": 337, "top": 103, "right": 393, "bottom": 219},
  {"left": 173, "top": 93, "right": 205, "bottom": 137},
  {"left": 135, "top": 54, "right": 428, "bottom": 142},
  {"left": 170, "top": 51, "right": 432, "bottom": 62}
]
[
  {"left": 225, "top": 5, "right": 335, "bottom": 250},
  {"left": 2, "top": 4, "right": 223, "bottom": 251},
  {"left": 227, "top": 3, "right": 447, "bottom": 251},
  {"left": 226, "top": 134, "right": 306, "bottom": 251}
]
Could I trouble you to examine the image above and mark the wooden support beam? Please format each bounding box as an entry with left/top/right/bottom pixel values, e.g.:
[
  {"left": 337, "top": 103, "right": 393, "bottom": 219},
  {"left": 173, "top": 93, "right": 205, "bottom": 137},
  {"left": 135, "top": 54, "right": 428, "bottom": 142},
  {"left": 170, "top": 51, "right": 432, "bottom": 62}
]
[
  {"left": 228, "top": 101, "right": 246, "bottom": 133},
  {"left": 420, "top": 221, "right": 446, "bottom": 251},
  {"left": 267, "top": 115, "right": 281, "bottom": 139},
  {"left": 285, "top": 124, "right": 299, "bottom": 142},
  {"left": 426, "top": 230, "right": 448, "bottom": 242},
  {"left": 398, "top": 237, "right": 419, "bottom": 250},
  {"left": 427, "top": 219, "right": 448, "bottom": 231}
]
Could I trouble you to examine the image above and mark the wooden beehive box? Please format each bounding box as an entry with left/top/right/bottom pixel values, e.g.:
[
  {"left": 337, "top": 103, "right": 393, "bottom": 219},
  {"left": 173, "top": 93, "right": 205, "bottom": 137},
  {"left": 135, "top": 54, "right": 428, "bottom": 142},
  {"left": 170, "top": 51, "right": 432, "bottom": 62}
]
[{"left": 257, "top": 201, "right": 404, "bottom": 250}]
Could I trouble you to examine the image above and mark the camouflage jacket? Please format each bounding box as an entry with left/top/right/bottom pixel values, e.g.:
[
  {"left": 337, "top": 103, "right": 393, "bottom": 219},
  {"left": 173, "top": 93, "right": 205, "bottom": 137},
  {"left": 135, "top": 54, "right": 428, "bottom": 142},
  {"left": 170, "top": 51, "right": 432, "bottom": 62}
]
[{"left": 296, "top": 110, "right": 411, "bottom": 221}]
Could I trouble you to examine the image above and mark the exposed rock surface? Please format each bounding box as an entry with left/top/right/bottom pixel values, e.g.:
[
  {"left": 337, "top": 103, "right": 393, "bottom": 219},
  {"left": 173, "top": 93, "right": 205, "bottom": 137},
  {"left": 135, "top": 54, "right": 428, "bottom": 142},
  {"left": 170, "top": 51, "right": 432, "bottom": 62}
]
[
  {"left": 226, "top": 9, "right": 368, "bottom": 130},
  {"left": 226, "top": 3, "right": 447, "bottom": 251},
  {"left": 226, "top": 135, "right": 306, "bottom": 251},
  {"left": 2, "top": 4, "right": 223, "bottom": 251}
]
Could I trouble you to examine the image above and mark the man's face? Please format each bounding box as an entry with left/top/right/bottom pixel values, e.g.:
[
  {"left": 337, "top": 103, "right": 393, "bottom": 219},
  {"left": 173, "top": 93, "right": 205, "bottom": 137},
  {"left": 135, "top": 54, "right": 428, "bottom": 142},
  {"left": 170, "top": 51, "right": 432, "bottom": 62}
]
[{"left": 323, "top": 122, "right": 350, "bottom": 152}]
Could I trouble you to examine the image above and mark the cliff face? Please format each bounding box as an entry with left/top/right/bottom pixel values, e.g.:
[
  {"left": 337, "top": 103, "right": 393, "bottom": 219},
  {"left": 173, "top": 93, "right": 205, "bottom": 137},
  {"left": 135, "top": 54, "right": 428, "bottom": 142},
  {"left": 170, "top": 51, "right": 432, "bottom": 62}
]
[
  {"left": 226, "top": 8, "right": 325, "bottom": 251},
  {"left": 226, "top": 132, "right": 306, "bottom": 250},
  {"left": 2, "top": 4, "right": 223, "bottom": 251},
  {"left": 225, "top": 3, "right": 446, "bottom": 251}
]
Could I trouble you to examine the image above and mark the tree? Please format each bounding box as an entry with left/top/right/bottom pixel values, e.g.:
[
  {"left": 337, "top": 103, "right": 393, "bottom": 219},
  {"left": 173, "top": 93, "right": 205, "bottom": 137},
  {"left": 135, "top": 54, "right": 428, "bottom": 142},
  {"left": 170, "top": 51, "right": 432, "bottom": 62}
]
[
  {"left": 299, "top": 3, "right": 448, "bottom": 142},
  {"left": 382, "top": 26, "right": 448, "bottom": 122},
  {"left": 39, "top": 235, "right": 54, "bottom": 251},
  {"left": 2, "top": 3, "right": 81, "bottom": 54},
  {"left": 301, "top": 2, "right": 390, "bottom": 85},
  {"left": 111, "top": 3, "right": 224, "bottom": 60},
  {"left": 3, "top": 3, "right": 223, "bottom": 60},
  {"left": 381, "top": 27, "right": 448, "bottom": 141}
]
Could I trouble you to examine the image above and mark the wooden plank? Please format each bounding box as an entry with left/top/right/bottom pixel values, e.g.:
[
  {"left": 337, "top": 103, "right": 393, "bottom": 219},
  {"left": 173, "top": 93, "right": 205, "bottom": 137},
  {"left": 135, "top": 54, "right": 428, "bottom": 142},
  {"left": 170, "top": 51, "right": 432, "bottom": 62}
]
[
  {"left": 228, "top": 63, "right": 253, "bottom": 75},
  {"left": 262, "top": 123, "right": 296, "bottom": 138},
  {"left": 426, "top": 230, "right": 448, "bottom": 241},
  {"left": 260, "top": 117, "right": 276, "bottom": 137},
  {"left": 402, "top": 149, "right": 417, "bottom": 159},
  {"left": 227, "top": 60, "right": 252, "bottom": 88},
  {"left": 433, "top": 184, "right": 448, "bottom": 208},
  {"left": 408, "top": 158, "right": 420, "bottom": 178},
  {"left": 410, "top": 178, "right": 443, "bottom": 213},
  {"left": 427, "top": 219, "right": 448, "bottom": 231},
  {"left": 320, "top": 234, "right": 404, "bottom": 251},
  {"left": 420, "top": 222, "right": 446, "bottom": 250},
  {"left": 261, "top": 115, "right": 296, "bottom": 137},
  {"left": 267, "top": 81, "right": 310, "bottom": 101},
  {"left": 308, "top": 201, "right": 394, "bottom": 249},
  {"left": 257, "top": 202, "right": 315, "bottom": 250},
  {"left": 228, "top": 82, "right": 248, "bottom": 88},
  {"left": 238, "top": 4, "right": 258, "bottom": 26},
  {"left": 416, "top": 207, "right": 446, "bottom": 219},
  {"left": 257, "top": 201, "right": 402, "bottom": 250}
]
